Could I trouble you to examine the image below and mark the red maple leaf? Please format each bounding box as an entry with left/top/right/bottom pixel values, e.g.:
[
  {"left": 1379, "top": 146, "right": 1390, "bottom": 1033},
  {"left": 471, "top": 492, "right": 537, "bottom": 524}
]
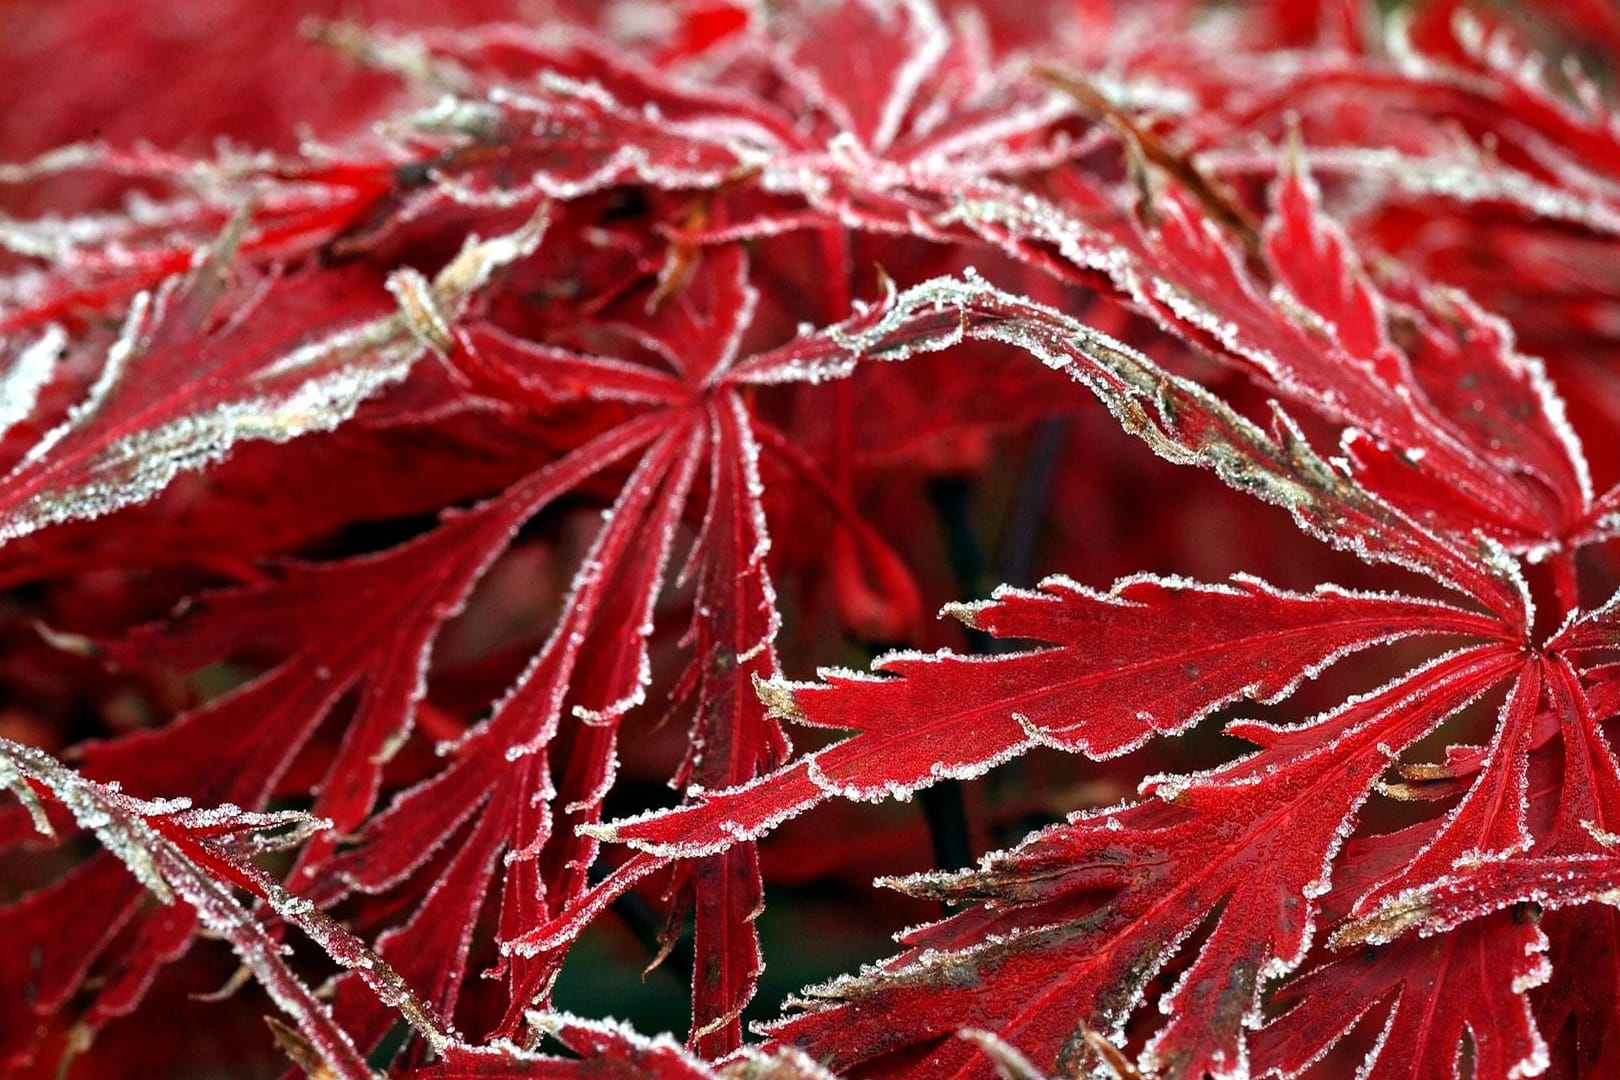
[{"left": 4, "top": 3, "right": 1620, "bottom": 1079}]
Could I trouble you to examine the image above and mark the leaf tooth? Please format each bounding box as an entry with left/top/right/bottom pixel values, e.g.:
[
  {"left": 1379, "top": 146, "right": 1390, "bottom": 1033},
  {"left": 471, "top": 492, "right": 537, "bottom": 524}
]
[
  {"left": 752, "top": 673, "right": 808, "bottom": 724},
  {"left": 1329, "top": 887, "right": 1432, "bottom": 948},
  {"left": 956, "top": 1029, "right": 1047, "bottom": 1080},
  {"left": 940, "top": 599, "right": 988, "bottom": 629},
  {"left": 385, "top": 266, "right": 453, "bottom": 355}
]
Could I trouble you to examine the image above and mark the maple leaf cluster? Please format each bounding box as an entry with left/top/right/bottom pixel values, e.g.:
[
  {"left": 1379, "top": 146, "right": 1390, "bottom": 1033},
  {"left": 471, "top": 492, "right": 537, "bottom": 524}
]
[{"left": 5, "top": 1, "right": 1620, "bottom": 1077}]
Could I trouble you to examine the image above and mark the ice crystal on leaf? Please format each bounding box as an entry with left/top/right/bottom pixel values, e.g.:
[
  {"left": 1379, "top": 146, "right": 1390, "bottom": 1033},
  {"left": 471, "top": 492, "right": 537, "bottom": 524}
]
[{"left": 5, "top": 1, "right": 1620, "bottom": 1079}]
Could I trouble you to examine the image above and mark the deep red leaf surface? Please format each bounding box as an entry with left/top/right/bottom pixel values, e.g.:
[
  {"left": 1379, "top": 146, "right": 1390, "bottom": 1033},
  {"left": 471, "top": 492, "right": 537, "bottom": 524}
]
[{"left": 5, "top": 3, "right": 1620, "bottom": 1079}]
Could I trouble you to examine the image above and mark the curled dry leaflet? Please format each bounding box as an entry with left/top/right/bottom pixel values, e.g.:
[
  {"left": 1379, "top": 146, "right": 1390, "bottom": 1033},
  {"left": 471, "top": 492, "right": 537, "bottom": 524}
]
[{"left": 5, "top": 1, "right": 1620, "bottom": 1077}]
